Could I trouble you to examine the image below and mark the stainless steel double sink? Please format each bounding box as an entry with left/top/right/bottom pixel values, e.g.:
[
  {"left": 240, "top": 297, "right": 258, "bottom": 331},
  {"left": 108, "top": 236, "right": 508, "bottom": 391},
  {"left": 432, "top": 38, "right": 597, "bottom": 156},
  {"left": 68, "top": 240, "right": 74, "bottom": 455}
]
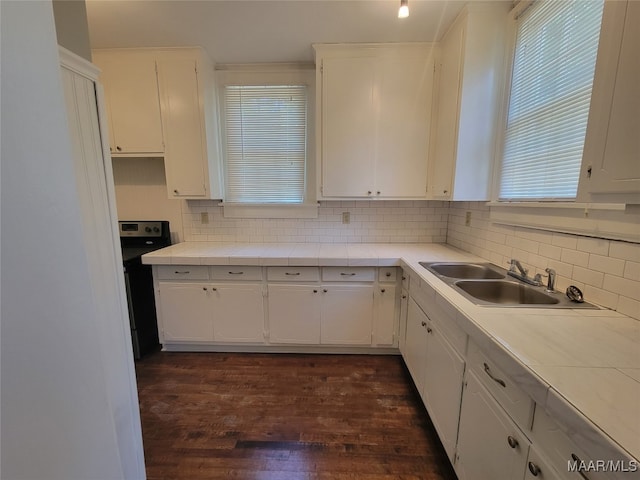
[{"left": 419, "top": 262, "right": 598, "bottom": 309}]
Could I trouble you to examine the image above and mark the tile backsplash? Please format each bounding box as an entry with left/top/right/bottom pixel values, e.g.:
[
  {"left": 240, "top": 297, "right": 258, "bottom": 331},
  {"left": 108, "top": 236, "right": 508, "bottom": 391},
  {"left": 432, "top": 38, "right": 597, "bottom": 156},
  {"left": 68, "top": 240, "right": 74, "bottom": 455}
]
[
  {"left": 448, "top": 202, "right": 640, "bottom": 320},
  {"left": 180, "top": 199, "right": 638, "bottom": 320},
  {"left": 183, "top": 200, "right": 449, "bottom": 244}
]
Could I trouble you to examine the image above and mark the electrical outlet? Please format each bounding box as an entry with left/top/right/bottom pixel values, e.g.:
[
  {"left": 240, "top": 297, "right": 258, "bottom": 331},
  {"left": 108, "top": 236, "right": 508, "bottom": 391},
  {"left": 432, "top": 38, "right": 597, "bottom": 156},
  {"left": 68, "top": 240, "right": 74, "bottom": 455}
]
[
  {"left": 342, "top": 212, "right": 350, "bottom": 224},
  {"left": 465, "top": 211, "right": 471, "bottom": 227},
  {"left": 201, "top": 212, "right": 209, "bottom": 224}
]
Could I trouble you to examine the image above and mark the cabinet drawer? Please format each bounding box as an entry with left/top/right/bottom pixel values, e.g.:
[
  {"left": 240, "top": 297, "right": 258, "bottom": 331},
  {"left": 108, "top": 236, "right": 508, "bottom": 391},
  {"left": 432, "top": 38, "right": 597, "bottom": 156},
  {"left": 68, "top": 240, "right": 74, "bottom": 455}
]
[
  {"left": 210, "top": 266, "right": 262, "bottom": 281},
  {"left": 531, "top": 409, "right": 629, "bottom": 480},
  {"left": 322, "top": 267, "right": 375, "bottom": 282},
  {"left": 468, "top": 341, "right": 534, "bottom": 431},
  {"left": 378, "top": 267, "right": 397, "bottom": 283},
  {"left": 157, "top": 265, "right": 209, "bottom": 280},
  {"left": 267, "top": 267, "right": 320, "bottom": 282}
]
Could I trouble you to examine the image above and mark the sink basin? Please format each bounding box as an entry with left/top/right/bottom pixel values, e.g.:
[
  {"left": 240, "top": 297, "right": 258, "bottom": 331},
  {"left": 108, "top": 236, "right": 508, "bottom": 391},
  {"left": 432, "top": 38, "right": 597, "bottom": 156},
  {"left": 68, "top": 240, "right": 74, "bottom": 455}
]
[
  {"left": 455, "top": 280, "right": 559, "bottom": 305},
  {"left": 420, "top": 262, "right": 506, "bottom": 279}
]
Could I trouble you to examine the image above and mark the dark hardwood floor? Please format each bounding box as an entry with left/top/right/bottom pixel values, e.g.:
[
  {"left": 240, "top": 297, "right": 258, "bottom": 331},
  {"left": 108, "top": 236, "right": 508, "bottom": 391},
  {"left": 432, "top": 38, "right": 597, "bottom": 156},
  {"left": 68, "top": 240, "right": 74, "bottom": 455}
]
[{"left": 135, "top": 352, "right": 458, "bottom": 480}]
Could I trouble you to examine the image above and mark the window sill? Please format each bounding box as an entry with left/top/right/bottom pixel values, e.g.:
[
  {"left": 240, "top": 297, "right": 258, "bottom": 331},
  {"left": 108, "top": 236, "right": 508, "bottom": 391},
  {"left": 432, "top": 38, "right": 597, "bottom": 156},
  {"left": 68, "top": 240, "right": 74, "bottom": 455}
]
[
  {"left": 221, "top": 203, "right": 319, "bottom": 219},
  {"left": 487, "top": 201, "right": 639, "bottom": 243}
]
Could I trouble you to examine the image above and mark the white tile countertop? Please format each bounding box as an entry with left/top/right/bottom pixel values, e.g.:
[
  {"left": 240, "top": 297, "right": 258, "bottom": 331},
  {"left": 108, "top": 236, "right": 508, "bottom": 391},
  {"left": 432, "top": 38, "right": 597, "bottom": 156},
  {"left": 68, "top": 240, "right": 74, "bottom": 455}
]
[{"left": 143, "top": 242, "right": 640, "bottom": 463}]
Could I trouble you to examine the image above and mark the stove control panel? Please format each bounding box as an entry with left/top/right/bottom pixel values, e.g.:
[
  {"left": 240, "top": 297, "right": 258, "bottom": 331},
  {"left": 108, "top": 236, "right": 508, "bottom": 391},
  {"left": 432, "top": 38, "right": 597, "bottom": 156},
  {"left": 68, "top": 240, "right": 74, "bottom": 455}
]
[{"left": 119, "top": 221, "right": 167, "bottom": 238}]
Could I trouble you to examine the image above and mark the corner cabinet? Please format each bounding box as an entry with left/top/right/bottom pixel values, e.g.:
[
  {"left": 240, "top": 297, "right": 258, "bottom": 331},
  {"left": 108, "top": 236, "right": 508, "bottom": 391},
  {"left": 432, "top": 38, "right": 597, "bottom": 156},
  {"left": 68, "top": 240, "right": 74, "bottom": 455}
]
[
  {"left": 314, "top": 44, "right": 435, "bottom": 199},
  {"left": 93, "top": 48, "right": 223, "bottom": 200},
  {"left": 429, "top": 3, "right": 510, "bottom": 200},
  {"left": 578, "top": 0, "right": 640, "bottom": 204}
]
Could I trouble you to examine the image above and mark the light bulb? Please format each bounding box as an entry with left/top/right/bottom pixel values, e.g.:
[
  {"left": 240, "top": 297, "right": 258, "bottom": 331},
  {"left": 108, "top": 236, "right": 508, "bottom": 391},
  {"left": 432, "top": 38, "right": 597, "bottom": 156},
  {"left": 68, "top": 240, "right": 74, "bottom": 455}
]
[{"left": 398, "top": 0, "right": 409, "bottom": 18}]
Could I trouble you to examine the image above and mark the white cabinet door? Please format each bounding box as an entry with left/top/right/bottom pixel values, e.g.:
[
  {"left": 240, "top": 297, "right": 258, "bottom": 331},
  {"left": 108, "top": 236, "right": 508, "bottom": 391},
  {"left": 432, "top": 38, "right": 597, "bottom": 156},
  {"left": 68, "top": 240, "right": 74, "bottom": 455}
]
[
  {"left": 375, "top": 54, "right": 432, "bottom": 198},
  {"left": 92, "top": 50, "right": 164, "bottom": 156},
  {"left": 373, "top": 285, "right": 396, "bottom": 346},
  {"left": 424, "top": 325, "right": 465, "bottom": 461},
  {"left": 455, "top": 371, "right": 529, "bottom": 480},
  {"left": 398, "top": 289, "right": 409, "bottom": 353},
  {"left": 321, "top": 55, "right": 376, "bottom": 197},
  {"left": 157, "top": 283, "right": 213, "bottom": 342},
  {"left": 156, "top": 54, "right": 208, "bottom": 198},
  {"left": 320, "top": 285, "right": 374, "bottom": 345},
  {"left": 523, "top": 446, "right": 562, "bottom": 480},
  {"left": 211, "top": 284, "right": 264, "bottom": 343},
  {"left": 580, "top": 1, "right": 640, "bottom": 203},
  {"left": 317, "top": 45, "right": 434, "bottom": 199},
  {"left": 403, "top": 299, "right": 429, "bottom": 400},
  {"left": 267, "top": 284, "right": 321, "bottom": 344}
]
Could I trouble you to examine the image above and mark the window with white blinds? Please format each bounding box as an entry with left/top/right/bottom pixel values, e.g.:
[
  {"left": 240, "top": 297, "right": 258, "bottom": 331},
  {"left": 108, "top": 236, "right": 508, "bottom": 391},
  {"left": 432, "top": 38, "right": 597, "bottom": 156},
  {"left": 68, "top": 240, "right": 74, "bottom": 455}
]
[
  {"left": 499, "top": 0, "right": 604, "bottom": 201},
  {"left": 223, "top": 85, "right": 307, "bottom": 204}
]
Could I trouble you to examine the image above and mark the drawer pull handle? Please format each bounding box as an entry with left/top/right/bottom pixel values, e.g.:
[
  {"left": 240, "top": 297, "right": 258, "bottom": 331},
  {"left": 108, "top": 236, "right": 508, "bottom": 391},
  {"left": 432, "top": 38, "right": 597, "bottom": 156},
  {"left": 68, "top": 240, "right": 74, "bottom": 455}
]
[
  {"left": 571, "top": 454, "right": 591, "bottom": 480},
  {"left": 528, "top": 462, "right": 541, "bottom": 477},
  {"left": 174, "top": 271, "right": 190, "bottom": 274},
  {"left": 340, "top": 272, "right": 357, "bottom": 276},
  {"left": 484, "top": 362, "right": 506, "bottom": 388},
  {"left": 228, "top": 271, "right": 244, "bottom": 275},
  {"left": 507, "top": 436, "right": 519, "bottom": 449},
  {"left": 285, "top": 272, "right": 301, "bottom": 276}
]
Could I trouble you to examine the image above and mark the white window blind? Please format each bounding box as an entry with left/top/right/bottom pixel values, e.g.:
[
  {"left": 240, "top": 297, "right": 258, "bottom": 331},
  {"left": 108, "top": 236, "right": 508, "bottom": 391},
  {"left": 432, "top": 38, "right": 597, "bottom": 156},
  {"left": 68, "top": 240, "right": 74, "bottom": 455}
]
[
  {"left": 224, "top": 85, "right": 307, "bottom": 204},
  {"left": 499, "top": 0, "right": 604, "bottom": 201}
]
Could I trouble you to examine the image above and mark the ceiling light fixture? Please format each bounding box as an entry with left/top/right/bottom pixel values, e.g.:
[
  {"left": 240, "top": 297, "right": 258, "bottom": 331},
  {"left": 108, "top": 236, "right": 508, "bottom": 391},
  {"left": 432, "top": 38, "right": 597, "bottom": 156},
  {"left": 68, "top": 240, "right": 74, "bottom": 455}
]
[{"left": 398, "top": 0, "right": 409, "bottom": 18}]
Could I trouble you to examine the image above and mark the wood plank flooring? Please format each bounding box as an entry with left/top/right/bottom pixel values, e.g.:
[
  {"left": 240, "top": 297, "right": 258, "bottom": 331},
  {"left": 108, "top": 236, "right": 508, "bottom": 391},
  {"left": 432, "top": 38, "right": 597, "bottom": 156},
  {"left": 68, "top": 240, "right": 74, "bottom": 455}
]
[{"left": 135, "top": 352, "right": 458, "bottom": 480}]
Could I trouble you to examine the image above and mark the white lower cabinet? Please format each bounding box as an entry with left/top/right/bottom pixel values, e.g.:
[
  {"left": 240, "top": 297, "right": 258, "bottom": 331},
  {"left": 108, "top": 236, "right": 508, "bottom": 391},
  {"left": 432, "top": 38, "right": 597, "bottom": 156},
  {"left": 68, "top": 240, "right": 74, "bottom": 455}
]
[
  {"left": 524, "top": 446, "right": 562, "bottom": 480},
  {"left": 423, "top": 322, "right": 465, "bottom": 461},
  {"left": 403, "top": 299, "right": 429, "bottom": 399},
  {"left": 158, "top": 283, "right": 213, "bottom": 342},
  {"left": 403, "top": 297, "right": 465, "bottom": 461},
  {"left": 157, "top": 282, "right": 264, "bottom": 343},
  {"left": 373, "top": 285, "right": 396, "bottom": 346},
  {"left": 320, "top": 285, "right": 374, "bottom": 345},
  {"left": 455, "top": 370, "right": 530, "bottom": 480},
  {"left": 267, "top": 284, "right": 322, "bottom": 344},
  {"left": 212, "top": 284, "right": 264, "bottom": 343}
]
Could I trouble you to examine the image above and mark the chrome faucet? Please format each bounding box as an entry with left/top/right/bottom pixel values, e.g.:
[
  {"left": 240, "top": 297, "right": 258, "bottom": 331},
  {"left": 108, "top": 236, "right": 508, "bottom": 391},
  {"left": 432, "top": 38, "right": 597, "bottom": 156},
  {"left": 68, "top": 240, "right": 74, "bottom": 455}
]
[
  {"left": 507, "top": 259, "right": 542, "bottom": 286},
  {"left": 544, "top": 268, "right": 556, "bottom": 292}
]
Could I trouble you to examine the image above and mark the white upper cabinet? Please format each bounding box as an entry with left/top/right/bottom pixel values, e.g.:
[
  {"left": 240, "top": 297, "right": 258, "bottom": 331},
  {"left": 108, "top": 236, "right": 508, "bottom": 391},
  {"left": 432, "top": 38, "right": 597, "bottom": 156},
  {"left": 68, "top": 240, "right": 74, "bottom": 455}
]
[
  {"left": 315, "top": 44, "right": 435, "bottom": 199},
  {"left": 93, "top": 48, "right": 223, "bottom": 200},
  {"left": 156, "top": 49, "right": 223, "bottom": 199},
  {"left": 92, "top": 50, "right": 164, "bottom": 156},
  {"left": 578, "top": 0, "right": 640, "bottom": 204},
  {"left": 429, "top": 3, "right": 510, "bottom": 201}
]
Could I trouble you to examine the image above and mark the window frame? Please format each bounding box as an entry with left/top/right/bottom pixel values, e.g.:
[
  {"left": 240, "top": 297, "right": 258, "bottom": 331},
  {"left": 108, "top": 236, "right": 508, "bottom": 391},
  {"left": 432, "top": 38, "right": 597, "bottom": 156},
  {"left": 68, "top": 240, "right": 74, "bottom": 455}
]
[
  {"left": 216, "top": 64, "right": 317, "bottom": 219},
  {"left": 491, "top": 0, "right": 604, "bottom": 204},
  {"left": 488, "top": 0, "right": 637, "bottom": 243}
]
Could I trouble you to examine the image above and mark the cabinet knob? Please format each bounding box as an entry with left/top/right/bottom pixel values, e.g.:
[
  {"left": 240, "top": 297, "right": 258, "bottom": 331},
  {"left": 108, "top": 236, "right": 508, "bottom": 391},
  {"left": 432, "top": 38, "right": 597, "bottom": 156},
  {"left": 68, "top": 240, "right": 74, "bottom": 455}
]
[
  {"left": 401, "top": 294, "right": 407, "bottom": 299},
  {"left": 313, "top": 289, "right": 318, "bottom": 293},
  {"left": 385, "top": 272, "right": 391, "bottom": 277},
  {"left": 367, "top": 191, "right": 372, "bottom": 195},
  {"left": 507, "top": 436, "right": 519, "bottom": 449},
  {"left": 116, "top": 146, "right": 122, "bottom": 152},
  {"left": 420, "top": 321, "right": 427, "bottom": 327},
  {"left": 376, "top": 191, "right": 380, "bottom": 195},
  {"left": 528, "top": 462, "right": 541, "bottom": 477},
  {"left": 211, "top": 287, "right": 217, "bottom": 291},
  {"left": 202, "top": 287, "right": 207, "bottom": 291},
  {"left": 443, "top": 189, "right": 448, "bottom": 194},
  {"left": 426, "top": 327, "right": 433, "bottom": 334},
  {"left": 323, "top": 289, "right": 328, "bottom": 293},
  {"left": 174, "top": 189, "right": 179, "bottom": 195},
  {"left": 380, "top": 288, "right": 386, "bottom": 293}
]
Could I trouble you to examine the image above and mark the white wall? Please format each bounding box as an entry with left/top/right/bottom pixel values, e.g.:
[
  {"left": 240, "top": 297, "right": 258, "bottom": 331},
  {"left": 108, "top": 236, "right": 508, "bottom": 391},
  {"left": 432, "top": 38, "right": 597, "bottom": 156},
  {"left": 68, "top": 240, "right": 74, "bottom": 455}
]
[
  {"left": 112, "top": 157, "right": 185, "bottom": 243},
  {"left": 448, "top": 202, "right": 640, "bottom": 321},
  {"left": 1, "top": 2, "right": 143, "bottom": 478}
]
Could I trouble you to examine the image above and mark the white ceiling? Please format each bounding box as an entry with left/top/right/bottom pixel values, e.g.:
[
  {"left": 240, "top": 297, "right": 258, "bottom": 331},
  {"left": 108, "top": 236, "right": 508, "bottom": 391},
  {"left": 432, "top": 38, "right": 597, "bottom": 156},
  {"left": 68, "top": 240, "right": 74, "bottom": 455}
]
[{"left": 85, "top": 0, "right": 480, "bottom": 64}]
